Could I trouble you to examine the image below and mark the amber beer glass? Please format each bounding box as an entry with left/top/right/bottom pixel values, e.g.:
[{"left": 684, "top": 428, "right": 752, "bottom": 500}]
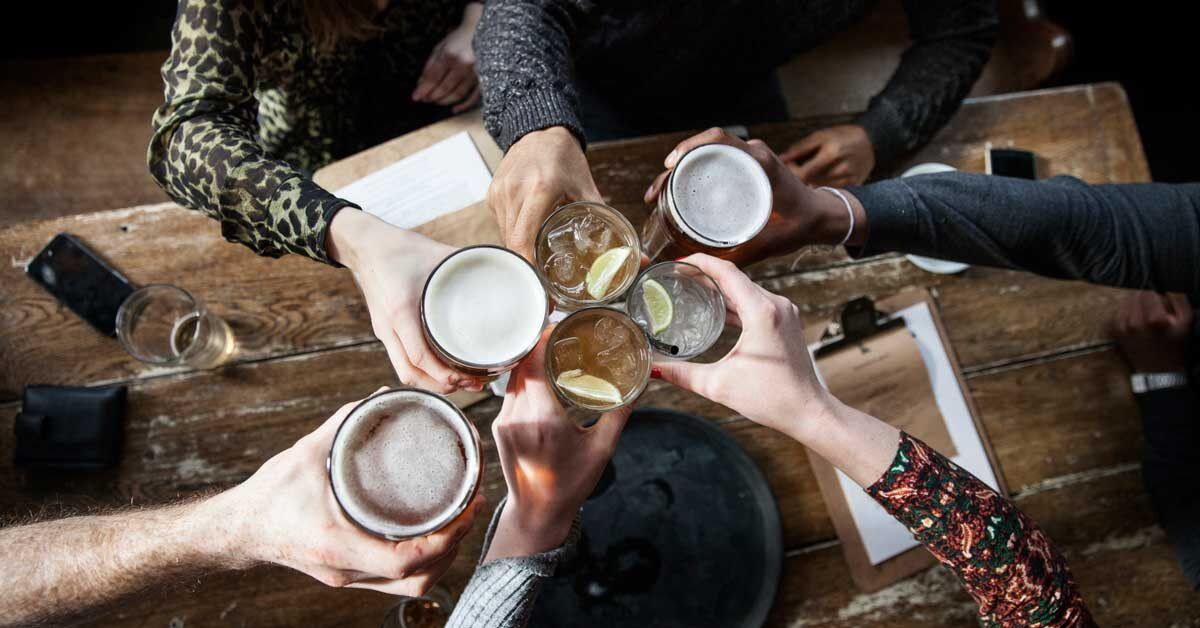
[{"left": 642, "top": 143, "right": 773, "bottom": 261}]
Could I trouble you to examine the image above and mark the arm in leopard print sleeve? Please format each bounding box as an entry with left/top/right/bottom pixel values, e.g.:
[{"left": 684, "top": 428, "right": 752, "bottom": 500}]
[
  {"left": 147, "top": 0, "right": 355, "bottom": 264},
  {"left": 867, "top": 433, "right": 1095, "bottom": 627}
]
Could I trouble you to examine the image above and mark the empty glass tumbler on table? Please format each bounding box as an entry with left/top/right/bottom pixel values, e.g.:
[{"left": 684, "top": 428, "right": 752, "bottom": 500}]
[
  {"left": 116, "top": 284, "right": 236, "bottom": 368},
  {"left": 627, "top": 261, "right": 725, "bottom": 359}
]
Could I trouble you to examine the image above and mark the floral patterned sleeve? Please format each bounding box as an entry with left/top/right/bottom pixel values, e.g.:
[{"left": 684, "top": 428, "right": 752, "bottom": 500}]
[
  {"left": 867, "top": 432, "right": 1096, "bottom": 627},
  {"left": 147, "top": 0, "right": 356, "bottom": 265}
]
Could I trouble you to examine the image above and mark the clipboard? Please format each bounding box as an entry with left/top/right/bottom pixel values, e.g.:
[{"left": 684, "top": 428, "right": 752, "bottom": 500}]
[
  {"left": 312, "top": 109, "right": 504, "bottom": 248},
  {"left": 805, "top": 289, "right": 1007, "bottom": 592}
]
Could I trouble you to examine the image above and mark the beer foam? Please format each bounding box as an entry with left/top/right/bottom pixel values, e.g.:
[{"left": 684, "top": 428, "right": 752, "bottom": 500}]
[
  {"left": 670, "top": 144, "right": 772, "bottom": 246},
  {"left": 330, "top": 391, "right": 479, "bottom": 538},
  {"left": 423, "top": 247, "right": 547, "bottom": 366}
]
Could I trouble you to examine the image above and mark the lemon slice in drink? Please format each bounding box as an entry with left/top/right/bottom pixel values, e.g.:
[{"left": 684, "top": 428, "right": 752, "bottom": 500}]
[
  {"left": 585, "top": 246, "right": 632, "bottom": 300},
  {"left": 641, "top": 279, "right": 674, "bottom": 335},
  {"left": 555, "top": 369, "right": 623, "bottom": 405}
]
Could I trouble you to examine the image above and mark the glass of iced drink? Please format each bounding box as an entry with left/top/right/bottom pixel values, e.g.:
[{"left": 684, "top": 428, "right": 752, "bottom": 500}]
[
  {"left": 546, "top": 307, "right": 651, "bottom": 411},
  {"left": 626, "top": 261, "right": 725, "bottom": 359},
  {"left": 535, "top": 201, "right": 641, "bottom": 310}
]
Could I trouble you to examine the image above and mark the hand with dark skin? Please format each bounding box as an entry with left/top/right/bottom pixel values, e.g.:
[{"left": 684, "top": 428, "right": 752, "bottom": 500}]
[
  {"left": 779, "top": 124, "right": 876, "bottom": 187},
  {"left": 412, "top": 2, "right": 484, "bottom": 113},
  {"left": 1111, "top": 291, "right": 1193, "bottom": 373},
  {"left": 643, "top": 127, "right": 867, "bottom": 264}
]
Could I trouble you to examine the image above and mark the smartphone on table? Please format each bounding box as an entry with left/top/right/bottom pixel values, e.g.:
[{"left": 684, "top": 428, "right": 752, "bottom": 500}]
[
  {"left": 986, "top": 147, "right": 1038, "bottom": 180},
  {"left": 25, "top": 233, "right": 136, "bottom": 337}
]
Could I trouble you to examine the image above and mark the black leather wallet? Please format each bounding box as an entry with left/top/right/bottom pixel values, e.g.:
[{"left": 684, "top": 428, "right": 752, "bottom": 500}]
[{"left": 13, "top": 385, "right": 126, "bottom": 470}]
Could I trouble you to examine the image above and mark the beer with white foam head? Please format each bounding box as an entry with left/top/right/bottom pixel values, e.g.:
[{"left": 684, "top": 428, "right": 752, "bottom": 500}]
[
  {"left": 328, "top": 388, "right": 482, "bottom": 540},
  {"left": 642, "top": 143, "right": 773, "bottom": 261}
]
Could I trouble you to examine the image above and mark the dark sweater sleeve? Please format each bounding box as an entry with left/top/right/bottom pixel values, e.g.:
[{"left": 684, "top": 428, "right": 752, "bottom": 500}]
[
  {"left": 869, "top": 433, "right": 1094, "bottom": 627},
  {"left": 473, "top": 0, "right": 591, "bottom": 151},
  {"left": 856, "top": 0, "right": 998, "bottom": 165},
  {"left": 1136, "top": 386, "right": 1200, "bottom": 590},
  {"left": 147, "top": 0, "right": 357, "bottom": 265},
  {"left": 847, "top": 172, "right": 1200, "bottom": 295}
]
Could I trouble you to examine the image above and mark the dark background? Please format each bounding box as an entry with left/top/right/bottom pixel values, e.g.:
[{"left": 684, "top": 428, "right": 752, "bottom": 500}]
[{"left": 0, "top": 2, "right": 1195, "bottom": 182}]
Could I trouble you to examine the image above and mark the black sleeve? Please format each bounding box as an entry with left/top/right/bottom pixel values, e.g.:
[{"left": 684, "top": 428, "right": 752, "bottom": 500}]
[
  {"left": 848, "top": 172, "right": 1200, "bottom": 295},
  {"left": 1136, "top": 386, "right": 1200, "bottom": 590},
  {"left": 856, "top": 0, "right": 998, "bottom": 165},
  {"left": 473, "top": 0, "right": 593, "bottom": 151}
]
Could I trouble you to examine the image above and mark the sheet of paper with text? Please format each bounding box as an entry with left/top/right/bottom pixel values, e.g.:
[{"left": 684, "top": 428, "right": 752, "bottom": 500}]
[{"left": 334, "top": 131, "right": 492, "bottom": 229}]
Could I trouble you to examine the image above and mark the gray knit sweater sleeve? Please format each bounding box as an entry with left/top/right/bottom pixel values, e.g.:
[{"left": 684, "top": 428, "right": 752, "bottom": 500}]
[
  {"left": 856, "top": 0, "right": 998, "bottom": 165},
  {"left": 446, "top": 498, "right": 580, "bottom": 628},
  {"left": 473, "top": 0, "right": 591, "bottom": 151}
]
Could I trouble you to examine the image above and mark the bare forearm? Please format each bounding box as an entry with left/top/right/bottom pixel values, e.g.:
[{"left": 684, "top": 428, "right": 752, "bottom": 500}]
[
  {"left": 783, "top": 394, "right": 899, "bottom": 489},
  {"left": 0, "top": 494, "right": 243, "bottom": 627}
]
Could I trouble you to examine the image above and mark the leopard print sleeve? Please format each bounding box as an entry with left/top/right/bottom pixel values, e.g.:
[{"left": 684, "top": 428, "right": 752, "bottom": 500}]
[
  {"left": 867, "top": 433, "right": 1095, "bottom": 627},
  {"left": 147, "top": 0, "right": 355, "bottom": 265}
]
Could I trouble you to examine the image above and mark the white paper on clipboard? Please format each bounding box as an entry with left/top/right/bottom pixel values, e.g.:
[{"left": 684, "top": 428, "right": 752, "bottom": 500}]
[
  {"left": 810, "top": 300, "right": 1001, "bottom": 566},
  {"left": 333, "top": 131, "right": 492, "bottom": 229}
]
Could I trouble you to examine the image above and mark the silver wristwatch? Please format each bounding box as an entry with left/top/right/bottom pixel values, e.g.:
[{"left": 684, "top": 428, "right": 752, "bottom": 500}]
[{"left": 1130, "top": 372, "right": 1188, "bottom": 394}]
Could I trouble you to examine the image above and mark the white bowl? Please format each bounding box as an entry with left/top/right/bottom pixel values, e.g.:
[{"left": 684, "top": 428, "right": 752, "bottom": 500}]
[{"left": 899, "top": 163, "right": 969, "bottom": 274}]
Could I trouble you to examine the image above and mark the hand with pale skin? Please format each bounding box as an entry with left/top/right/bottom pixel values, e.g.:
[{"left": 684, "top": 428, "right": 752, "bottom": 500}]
[
  {"left": 1111, "top": 291, "right": 1193, "bottom": 373},
  {"left": 643, "top": 127, "right": 866, "bottom": 264},
  {"left": 779, "top": 124, "right": 876, "bottom": 188},
  {"left": 651, "top": 254, "right": 897, "bottom": 487},
  {"left": 0, "top": 391, "right": 484, "bottom": 627},
  {"left": 484, "top": 331, "right": 632, "bottom": 561},
  {"left": 217, "top": 391, "right": 484, "bottom": 592},
  {"left": 327, "top": 208, "right": 485, "bottom": 393},
  {"left": 488, "top": 126, "right": 602, "bottom": 261},
  {"left": 412, "top": 2, "right": 484, "bottom": 113}
]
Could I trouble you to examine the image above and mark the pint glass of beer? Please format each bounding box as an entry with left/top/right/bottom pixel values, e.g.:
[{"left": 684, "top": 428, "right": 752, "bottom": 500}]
[
  {"left": 642, "top": 144, "right": 772, "bottom": 262},
  {"left": 328, "top": 388, "right": 482, "bottom": 540},
  {"left": 420, "top": 245, "right": 549, "bottom": 377}
]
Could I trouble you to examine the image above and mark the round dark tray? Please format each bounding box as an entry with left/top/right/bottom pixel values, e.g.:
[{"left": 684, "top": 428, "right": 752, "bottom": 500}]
[{"left": 529, "top": 407, "right": 783, "bottom": 628}]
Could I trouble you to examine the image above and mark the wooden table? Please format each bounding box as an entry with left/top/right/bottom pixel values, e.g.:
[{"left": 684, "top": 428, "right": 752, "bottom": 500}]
[{"left": 1, "top": 83, "right": 1196, "bottom": 626}]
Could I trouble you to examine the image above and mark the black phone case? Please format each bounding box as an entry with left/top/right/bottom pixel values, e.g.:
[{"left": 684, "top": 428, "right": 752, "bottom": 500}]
[{"left": 25, "top": 233, "right": 136, "bottom": 337}]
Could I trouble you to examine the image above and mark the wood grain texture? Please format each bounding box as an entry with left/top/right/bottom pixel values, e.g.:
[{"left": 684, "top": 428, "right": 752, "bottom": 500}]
[
  {"left": 0, "top": 340, "right": 1162, "bottom": 627},
  {"left": 0, "top": 52, "right": 169, "bottom": 225},
  {"left": 1, "top": 83, "right": 1183, "bottom": 626}
]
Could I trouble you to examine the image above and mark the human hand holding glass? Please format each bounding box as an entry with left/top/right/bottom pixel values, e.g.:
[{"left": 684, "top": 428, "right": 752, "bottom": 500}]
[
  {"left": 327, "top": 208, "right": 484, "bottom": 393},
  {"left": 209, "top": 391, "right": 484, "bottom": 595},
  {"left": 484, "top": 330, "right": 632, "bottom": 561},
  {"left": 488, "top": 126, "right": 603, "bottom": 261},
  {"left": 650, "top": 254, "right": 897, "bottom": 487},
  {"left": 643, "top": 128, "right": 869, "bottom": 264}
]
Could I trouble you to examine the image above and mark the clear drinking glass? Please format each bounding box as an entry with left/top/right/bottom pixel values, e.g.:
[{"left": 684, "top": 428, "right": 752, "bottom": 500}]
[
  {"left": 535, "top": 201, "right": 642, "bottom": 310},
  {"left": 546, "top": 307, "right": 652, "bottom": 411},
  {"left": 627, "top": 261, "right": 725, "bottom": 359},
  {"left": 116, "top": 284, "right": 236, "bottom": 368},
  {"left": 379, "top": 586, "right": 454, "bottom": 628}
]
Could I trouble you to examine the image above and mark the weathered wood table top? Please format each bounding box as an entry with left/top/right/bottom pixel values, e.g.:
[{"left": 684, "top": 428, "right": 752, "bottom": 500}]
[{"left": 2, "top": 82, "right": 1196, "bottom": 626}]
